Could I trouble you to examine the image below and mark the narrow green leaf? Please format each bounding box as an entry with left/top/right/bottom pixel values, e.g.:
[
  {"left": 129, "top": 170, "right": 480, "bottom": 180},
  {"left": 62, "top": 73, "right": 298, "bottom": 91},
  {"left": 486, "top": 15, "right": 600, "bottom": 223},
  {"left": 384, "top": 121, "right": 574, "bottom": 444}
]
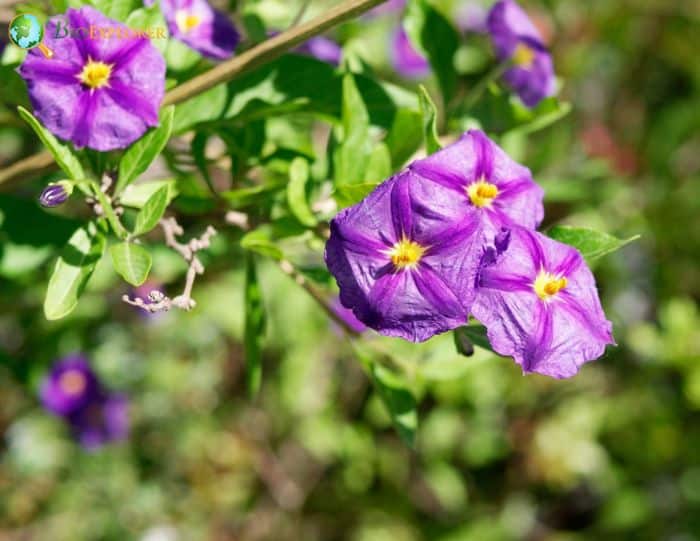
[
  {"left": 244, "top": 254, "right": 266, "bottom": 396},
  {"left": 133, "top": 186, "right": 169, "bottom": 236},
  {"left": 109, "top": 242, "right": 152, "bottom": 286},
  {"left": 17, "top": 106, "right": 85, "bottom": 181},
  {"left": 404, "top": 0, "right": 460, "bottom": 102},
  {"left": 240, "top": 226, "right": 284, "bottom": 260},
  {"left": 116, "top": 106, "right": 175, "bottom": 193},
  {"left": 418, "top": 85, "right": 441, "bottom": 154},
  {"left": 371, "top": 363, "right": 418, "bottom": 446},
  {"left": 44, "top": 223, "right": 106, "bottom": 320},
  {"left": 191, "top": 132, "right": 217, "bottom": 195},
  {"left": 334, "top": 182, "right": 380, "bottom": 208},
  {"left": 365, "top": 143, "right": 392, "bottom": 183},
  {"left": 334, "top": 73, "right": 372, "bottom": 186},
  {"left": 385, "top": 108, "right": 424, "bottom": 167},
  {"left": 547, "top": 226, "right": 640, "bottom": 264},
  {"left": 286, "top": 158, "right": 317, "bottom": 227}
]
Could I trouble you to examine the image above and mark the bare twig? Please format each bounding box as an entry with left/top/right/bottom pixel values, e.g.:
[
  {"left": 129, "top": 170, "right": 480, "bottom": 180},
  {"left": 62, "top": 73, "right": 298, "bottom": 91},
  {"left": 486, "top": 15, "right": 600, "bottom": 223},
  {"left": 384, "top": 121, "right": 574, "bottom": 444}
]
[{"left": 122, "top": 218, "right": 217, "bottom": 312}]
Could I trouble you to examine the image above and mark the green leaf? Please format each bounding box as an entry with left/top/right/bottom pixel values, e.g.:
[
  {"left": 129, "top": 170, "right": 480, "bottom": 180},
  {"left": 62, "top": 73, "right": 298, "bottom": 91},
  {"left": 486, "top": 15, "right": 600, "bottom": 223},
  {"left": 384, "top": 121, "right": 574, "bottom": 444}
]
[
  {"left": 91, "top": 0, "right": 139, "bottom": 22},
  {"left": 191, "top": 132, "right": 216, "bottom": 195},
  {"left": 371, "top": 363, "right": 418, "bottom": 446},
  {"left": 116, "top": 106, "right": 175, "bottom": 193},
  {"left": 119, "top": 180, "right": 178, "bottom": 208},
  {"left": 17, "top": 106, "right": 85, "bottom": 181},
  {"left": 244, "top": 254, "right": 266, "bottom": 396},
  {"left": 109, "top": 242, "right": 152, "bottom": 286},
  {"left": 334, "top": 73, "right": 372, "bottom": 186},
  {"left": 240, "top": 226, "right": 284, "bottom": 260},
  {"left": 418, "top": 85, "right": 441, "bottom": 154},
  {"left": 404, "top": 0, "right": 460, "bottom": 102},
  {"left": 454, "top": 325, "right": 495, "bottom": 354},
  {"left": 334, "top": 182, "right": 379, "bottom": 208},
  {"left": 44, "top": 223, "right": 106, "bottom": 320},
  {"left": 385, "top": 108, "right": 424, "bottom": 167},
  {"left": 287, "top": 158, "right": 317, "bottom": 227},
  {"left": 133, "top": 186, "right": 169, "bottom": 236},
  {"left": 547, "top": 226, "right": 640, "bottom": 264},
  {"left": 365, "top": 143, "right": 392, "bottom": 183}
]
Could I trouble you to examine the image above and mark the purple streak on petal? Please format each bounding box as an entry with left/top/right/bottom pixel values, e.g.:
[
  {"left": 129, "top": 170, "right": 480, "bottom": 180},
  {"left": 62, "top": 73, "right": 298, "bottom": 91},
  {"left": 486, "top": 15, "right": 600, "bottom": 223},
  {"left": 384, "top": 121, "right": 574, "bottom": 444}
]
[
  {"left": 72, "top": 91, "right": 99, "bottom": 149},
  {"left": 104, "top": 36, "right": 149, "bottom": 68},
  {"left": 522, "top": 302, "right": 553, "bottom": 372},
  {"left": 479, "top": 269, "right": 532, "bottom": 292},
  {"left": 366, "top": 272, "right": 401, "bottom": 321},
  {"left": 424, "top": 216, "right": 479, "bottom": 256},
  {"left": 66, "top": 9, "right": 98, "bottom": 61},
  {"left": 413, "top": 265, "right": 464, "bottom": 319},
  {"left": 559, "top": 294, "right": 615, "bottom": 344},
  {"left": 330, "top": 220, "right": 388, "bottom": 256},
  {"left": 520, "top": 227, "right": 545, "bottom": 270},
  {"left": 106, "top": 79, "right": 160, "bottom": 126},
  {"left": 390, "top": 173, "right": 413, "bottom": 239},
  {"left": 298, "top": 36, "right": 342, "bottom": 66},
  {"left": 24, "top": 62, "right": 79, "bottom": 85},
  {"left": 553, "top": 248, "right": 583, "bottom": 277},
  {"left": 471, "top": 130, "right": 494, "bottom": 179}
]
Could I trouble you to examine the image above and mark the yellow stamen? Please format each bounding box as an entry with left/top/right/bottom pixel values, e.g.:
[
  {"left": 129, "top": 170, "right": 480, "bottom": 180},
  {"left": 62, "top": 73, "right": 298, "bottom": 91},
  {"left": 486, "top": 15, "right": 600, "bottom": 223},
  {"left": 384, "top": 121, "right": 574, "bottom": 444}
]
[
  {"left": 467, "top": 179, "right": 499, "bottom": 208},
  {"left": 512, "top": 42, "right": 536, "bottom": 68},
  {"left": 59, "top": 370, "right": 87, "bottom": 396},
  {"left": 533, "top": 271, "right": 567, "bottom": 301},
  {"left": 388, "top": 238, "right": 425, "bottom": 270},
  {"left": 78, "top": 58, "right": 113, "bottom": 90},
  {"left": 175, "top": 10, "right": 201, "bottom": 33}
]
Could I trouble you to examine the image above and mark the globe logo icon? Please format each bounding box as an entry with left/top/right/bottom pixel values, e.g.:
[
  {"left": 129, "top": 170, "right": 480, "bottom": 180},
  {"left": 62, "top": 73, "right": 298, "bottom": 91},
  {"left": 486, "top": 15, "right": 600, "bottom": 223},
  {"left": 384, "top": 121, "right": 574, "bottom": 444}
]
[{"left": 8, "top": 13, "right": 53, "bottom": 58}]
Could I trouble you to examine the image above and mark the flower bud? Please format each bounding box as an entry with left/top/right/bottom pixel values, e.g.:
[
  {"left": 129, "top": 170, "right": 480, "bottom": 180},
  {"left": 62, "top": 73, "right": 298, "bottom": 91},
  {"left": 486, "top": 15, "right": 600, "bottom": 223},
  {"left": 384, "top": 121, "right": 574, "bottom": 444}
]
[{"left": 39, "top": 180, "right": 73, "bottom": 208}]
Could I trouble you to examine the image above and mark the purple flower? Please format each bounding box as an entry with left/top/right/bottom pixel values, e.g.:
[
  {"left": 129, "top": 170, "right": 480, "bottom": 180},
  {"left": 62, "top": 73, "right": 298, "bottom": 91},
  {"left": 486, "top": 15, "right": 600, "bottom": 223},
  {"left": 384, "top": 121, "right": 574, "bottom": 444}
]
[
  {"left": 297, "top": 36, "right": 342, "bottom": 66},
  {"left": 162, "top": 0, "right": 239, "bottom": 60},
  {"left": 18, "top": 7, "right": 166, "bottom": 151},
  {"left": 325, "top": 170, "right": 484, "bottom": 342},
  {"left": 367, "top": 0, "right": 406, "bottom": 17},
  {"left": 68, "top": 393, "right": 129, "bottom": 451},
  {"left": 473, "top": 226, "right": 615, "bottom": 378},
  {"left": 390, "top": 27, "right": 430, "bottom": 79},
  {"left": 40, "top": 354, "right": 101, "bottom": 416},
  {"left": 39, "top": 180, "right": 73, "bottom": 208},
  {"left": 410, "top": 130, "right": 544, "bottom": 239},
  {"left": 331, "top": 297, "right": 367, "bottom": 334},
  {"left": 487, "top": 0, "right": 555, "bottom": 107},
  {"left": 456, "top": 2, "right": 488, "bottom": 33}
]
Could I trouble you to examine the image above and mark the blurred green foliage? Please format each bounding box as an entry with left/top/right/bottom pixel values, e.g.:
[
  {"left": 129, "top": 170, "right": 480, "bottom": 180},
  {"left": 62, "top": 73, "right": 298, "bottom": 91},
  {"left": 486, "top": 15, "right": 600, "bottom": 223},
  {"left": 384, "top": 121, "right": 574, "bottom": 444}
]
[{"left": 1, "top": 0, "right": 699, "bottom": 539}]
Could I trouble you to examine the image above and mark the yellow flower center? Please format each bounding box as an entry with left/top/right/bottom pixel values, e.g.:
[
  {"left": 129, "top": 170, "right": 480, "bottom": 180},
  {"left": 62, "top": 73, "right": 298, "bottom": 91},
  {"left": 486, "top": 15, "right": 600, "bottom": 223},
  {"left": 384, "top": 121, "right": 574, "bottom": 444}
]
[
  {"left": 389, "top": 238, "right": 425, "bottom": 270},
  {"left": 467, "top": 179, "right": 499, "bottom": 208},
  {"left": 59, "top": 370, "right": 87, "bottom": 396},
  {"left": 175, "top": 10, "right": 201, "bottom": 33},
  {"left": 533, "top": 271, "right": 568, "bottom": 301},
  {"left": 78, "top": 59, "right": 113, "bottom": 90},
  {"left": 512, "top": 42, "right": 536, "bottom": 68}
]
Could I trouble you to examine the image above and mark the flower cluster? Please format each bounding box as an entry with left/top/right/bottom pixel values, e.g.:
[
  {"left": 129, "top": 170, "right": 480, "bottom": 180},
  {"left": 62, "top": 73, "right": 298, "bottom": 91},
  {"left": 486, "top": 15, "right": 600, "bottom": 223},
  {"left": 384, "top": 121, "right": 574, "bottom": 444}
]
[
  {"left": 40, "top": 354, "right": 129, "bottom": 450},
  {"left": 325, "top": 130, "right": 614, "bottom": 378}
]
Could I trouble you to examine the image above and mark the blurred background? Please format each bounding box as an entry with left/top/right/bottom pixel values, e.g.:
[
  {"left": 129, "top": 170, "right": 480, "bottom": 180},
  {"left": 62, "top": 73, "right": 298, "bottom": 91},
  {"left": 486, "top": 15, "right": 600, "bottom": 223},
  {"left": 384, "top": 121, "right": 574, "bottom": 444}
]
[{"left": 1, "top": 0, "right": 700, "bottom": 539}]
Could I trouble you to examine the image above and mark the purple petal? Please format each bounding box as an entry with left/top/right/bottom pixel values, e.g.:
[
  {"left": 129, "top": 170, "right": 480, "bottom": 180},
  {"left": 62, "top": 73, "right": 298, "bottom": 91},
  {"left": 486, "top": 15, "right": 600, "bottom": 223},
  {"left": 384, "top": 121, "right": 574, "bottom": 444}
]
[
  {"left": 473, "top": 129, "right": 494, "bottom": 179},
  {"left": 390, "top": 173, "right": 413, "bottom": 239},
  {"left": 413, "top": 265, "right": 465, "bottom": 319},
  {"left": 390, "top": 27, "right": 430, "bottom": 79}
]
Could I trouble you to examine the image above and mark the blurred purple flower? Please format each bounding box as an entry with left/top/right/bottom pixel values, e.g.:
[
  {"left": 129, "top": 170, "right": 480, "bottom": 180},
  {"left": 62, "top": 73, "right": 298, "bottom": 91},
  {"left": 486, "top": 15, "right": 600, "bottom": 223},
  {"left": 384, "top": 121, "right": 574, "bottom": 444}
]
[
  {"left": 69, "top": 393, "right": 130, "bottom": 451},
  {"left": 367, "top": 0, "right": 405, "bottom": 17},
  {"left": 162, "top": 0, "right": 239, "bottom": 60},
  {"left": 325, "top": 170, "right": 484, "bottom": 342},
  {"left": 487, "top": 0, "right": 555, "bottom": 107},
  {"left": 331, "top": 297, "right": 367, "bottom": 334},
  {"left": 40, "top": 354, "right": 101, "bottom": 417},
  {"left": 131, "top": 280, "right": 165, "bottom": 318},
  {"left": 18, "top": 7, "right": 165, "bottom": 151},
  {"left": 410, "top": 130, "right": 544, "bottom": 239},
  {"left": 390, "top": 27, "right": 429, "bottom": 79},
  {"left": 297, "top": 36, "right": 342, "bottom": 66},
  {"left": 39, "top": 181, "right": 73, "bottom": 208},
  {"left": 473, "top": 226, "right": 615, "bottom": 378},
  {"left": 456, "top": 2, "right": 488, "bottom": 33}
]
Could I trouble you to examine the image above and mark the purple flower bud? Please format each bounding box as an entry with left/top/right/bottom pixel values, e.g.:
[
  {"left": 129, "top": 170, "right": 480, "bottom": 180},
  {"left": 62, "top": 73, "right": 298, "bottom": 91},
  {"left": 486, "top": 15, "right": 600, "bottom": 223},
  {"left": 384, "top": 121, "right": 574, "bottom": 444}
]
[
  {"left": 68, "top": 393, "right": 130, "bottom": 451},
  {"left": 40, "top": 354, "right": 101, "bottom": 416},
  {"left": 297, "top": 36, "right": 343, "bottom": 66},
  {"left": 390, "top": 27, "right": 430, "bottom": 79},
  {"left": 39, "top": 181, "right": 73, "bottom": 208}
]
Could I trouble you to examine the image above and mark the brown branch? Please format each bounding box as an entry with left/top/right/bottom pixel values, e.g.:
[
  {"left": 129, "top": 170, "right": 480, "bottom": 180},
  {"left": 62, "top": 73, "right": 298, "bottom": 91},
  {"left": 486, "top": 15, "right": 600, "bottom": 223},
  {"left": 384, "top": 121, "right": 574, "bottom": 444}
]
[{"left": 0, "top": 0, "right": 386, "bottom": 188}]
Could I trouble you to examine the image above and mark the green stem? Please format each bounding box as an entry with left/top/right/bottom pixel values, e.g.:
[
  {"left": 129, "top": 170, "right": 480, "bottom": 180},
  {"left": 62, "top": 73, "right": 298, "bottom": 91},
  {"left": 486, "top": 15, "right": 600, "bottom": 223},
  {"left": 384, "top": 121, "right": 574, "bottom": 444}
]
[
  {"left": 462, "top": 61, "right": 510, "bottom": 111},
  {"left": 90, "top": 181, "right": 128, "bottom": 240}
]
